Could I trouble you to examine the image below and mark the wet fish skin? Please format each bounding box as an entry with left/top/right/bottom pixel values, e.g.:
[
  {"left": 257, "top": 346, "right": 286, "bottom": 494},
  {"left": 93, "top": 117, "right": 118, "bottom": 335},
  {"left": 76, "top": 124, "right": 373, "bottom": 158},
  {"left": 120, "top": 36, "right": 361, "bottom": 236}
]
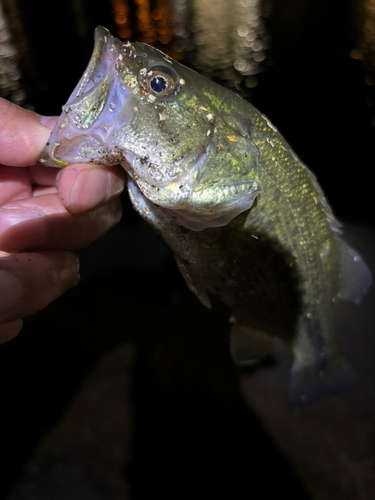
[{"left": 42, "top": 27, "right": 371, "bottom": 406}]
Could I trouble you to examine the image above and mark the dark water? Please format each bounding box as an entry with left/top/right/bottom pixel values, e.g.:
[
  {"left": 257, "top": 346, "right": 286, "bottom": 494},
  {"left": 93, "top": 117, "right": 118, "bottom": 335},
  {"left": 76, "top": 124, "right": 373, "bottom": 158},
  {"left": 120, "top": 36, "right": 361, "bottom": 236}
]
[{"left": 1, "top": 1, "right": 374, "bottom": 498}]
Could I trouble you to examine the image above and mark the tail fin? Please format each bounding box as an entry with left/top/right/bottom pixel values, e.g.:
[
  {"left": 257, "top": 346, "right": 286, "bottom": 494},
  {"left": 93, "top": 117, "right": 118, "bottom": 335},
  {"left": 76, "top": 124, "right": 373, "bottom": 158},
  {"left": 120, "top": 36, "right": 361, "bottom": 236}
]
[{"left": 286, "top": 354, "right": 358, "bottom": 407}]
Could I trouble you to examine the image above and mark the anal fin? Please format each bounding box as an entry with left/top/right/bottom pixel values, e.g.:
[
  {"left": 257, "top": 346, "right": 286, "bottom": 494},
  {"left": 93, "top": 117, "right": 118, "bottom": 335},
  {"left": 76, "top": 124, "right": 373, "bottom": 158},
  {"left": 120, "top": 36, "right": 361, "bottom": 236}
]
[
  {"left": 230, "top": 318, "right": 274, "bottom": 365},
  {"left": 287, "top": 354, "right": 358, "bottom": 407}
]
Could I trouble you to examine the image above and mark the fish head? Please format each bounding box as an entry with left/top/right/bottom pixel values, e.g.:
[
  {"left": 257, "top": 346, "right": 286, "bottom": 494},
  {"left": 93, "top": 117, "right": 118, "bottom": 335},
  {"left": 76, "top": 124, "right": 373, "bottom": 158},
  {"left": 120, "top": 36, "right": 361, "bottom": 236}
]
[{"left": 43, "top": 26, "right": 262, "bottom": 230}]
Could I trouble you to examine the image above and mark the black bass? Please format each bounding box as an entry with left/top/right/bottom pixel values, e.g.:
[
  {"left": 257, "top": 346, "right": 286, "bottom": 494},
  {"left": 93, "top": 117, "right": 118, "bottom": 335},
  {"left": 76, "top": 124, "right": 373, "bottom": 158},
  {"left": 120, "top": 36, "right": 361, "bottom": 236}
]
[{"left": 42, "top": 27, "right": 371, "bottom": 406}]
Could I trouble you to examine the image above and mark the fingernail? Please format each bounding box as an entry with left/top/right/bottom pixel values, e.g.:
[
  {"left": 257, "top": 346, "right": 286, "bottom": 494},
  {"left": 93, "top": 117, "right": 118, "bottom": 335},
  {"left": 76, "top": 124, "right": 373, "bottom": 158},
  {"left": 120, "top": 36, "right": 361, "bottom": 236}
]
[
  {"left": 112, "top": 173, "right": 125, "bottom": 197},
  {"left": 69, "top": 168, "right": 112, "bottom": 213},
  {"left": 38, "top": 115, "right": 58, "bottom": 129},
  {"left": 0, "top": 269, "right": 22, "bottom": 321}
]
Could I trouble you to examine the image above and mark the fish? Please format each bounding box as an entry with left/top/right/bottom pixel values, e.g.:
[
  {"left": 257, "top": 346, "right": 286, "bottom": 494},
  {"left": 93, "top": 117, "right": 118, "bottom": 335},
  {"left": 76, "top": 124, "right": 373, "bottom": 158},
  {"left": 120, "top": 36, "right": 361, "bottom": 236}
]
[{"left": 41, "top": 26, "right": 371, "bottom": 406}]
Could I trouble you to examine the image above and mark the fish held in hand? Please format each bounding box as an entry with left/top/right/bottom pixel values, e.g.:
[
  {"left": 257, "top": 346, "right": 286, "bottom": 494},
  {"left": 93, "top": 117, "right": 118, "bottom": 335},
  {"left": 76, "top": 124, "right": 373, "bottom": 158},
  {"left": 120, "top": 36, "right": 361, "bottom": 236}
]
[{"left": 42, "top": 26, "right": 372, "bottom": 406}]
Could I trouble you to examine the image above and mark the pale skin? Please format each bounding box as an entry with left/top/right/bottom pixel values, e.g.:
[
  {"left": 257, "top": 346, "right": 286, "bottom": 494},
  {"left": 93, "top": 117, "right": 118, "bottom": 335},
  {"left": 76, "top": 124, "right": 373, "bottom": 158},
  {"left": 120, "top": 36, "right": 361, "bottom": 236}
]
[{"left": 0, "top": 97, "right": 126, "bottom": 344}]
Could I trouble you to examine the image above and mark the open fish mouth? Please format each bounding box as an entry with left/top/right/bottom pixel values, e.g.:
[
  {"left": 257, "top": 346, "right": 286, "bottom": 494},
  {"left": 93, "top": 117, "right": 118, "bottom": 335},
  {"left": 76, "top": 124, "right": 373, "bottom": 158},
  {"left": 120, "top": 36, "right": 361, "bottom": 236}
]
[
  {"left": 40, "top": 26, "right": 210, "bottom": 189},
  {"left": 41, "top": 26, "right": 140, "bottom": 167}
]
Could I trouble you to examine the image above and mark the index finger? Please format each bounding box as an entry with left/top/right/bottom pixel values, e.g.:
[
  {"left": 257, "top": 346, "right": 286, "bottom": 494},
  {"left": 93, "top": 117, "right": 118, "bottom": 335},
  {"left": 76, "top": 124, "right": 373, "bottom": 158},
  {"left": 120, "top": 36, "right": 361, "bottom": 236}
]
[{"left": 0, "top": 98, "right": 52, "bottom": 167}]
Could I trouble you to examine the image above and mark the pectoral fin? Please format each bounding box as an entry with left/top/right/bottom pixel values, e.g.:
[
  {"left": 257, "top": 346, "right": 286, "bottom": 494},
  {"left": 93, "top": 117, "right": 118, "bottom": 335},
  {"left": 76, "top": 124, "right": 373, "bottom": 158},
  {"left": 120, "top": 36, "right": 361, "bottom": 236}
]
[{"left": 175, "top": 257, "right": 211, "bottom": 308}]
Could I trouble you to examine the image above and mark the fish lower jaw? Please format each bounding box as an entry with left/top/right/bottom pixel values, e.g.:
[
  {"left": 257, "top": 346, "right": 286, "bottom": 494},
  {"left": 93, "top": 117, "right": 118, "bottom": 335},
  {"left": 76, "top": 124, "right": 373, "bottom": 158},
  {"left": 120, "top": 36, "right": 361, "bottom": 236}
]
[
  {"left": 132, "top": 175, "right": 192, "bottom": 211},
  {"left": 130, "top": 174, "right": 191, "bottom": 196},
  {"left": 121, "top": 154, "right": 190, "bottom": 194},
  {"left": 46, "top": 128, "right": 127, "bottom": 167}
]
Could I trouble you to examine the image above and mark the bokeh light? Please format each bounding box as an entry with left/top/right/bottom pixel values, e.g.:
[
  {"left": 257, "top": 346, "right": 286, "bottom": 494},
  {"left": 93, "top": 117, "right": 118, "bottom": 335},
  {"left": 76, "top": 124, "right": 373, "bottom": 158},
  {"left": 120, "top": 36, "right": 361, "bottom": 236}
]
[{"left": 0, "top": 1, "right": 24, "bottom": 104}]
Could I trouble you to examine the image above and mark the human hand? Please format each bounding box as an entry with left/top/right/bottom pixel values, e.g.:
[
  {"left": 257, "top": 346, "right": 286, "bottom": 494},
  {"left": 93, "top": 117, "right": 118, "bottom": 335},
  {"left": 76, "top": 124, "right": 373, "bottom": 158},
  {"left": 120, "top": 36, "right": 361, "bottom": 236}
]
[{"left": 0, "top": 98, "right": 125, "bottom": 344}]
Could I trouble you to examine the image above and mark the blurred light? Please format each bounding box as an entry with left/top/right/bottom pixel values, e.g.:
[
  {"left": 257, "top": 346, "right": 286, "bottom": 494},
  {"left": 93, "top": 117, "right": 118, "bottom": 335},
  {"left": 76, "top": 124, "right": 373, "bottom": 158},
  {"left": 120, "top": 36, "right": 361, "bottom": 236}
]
[
  {"left": 0, "top": 1, "right": 24, "bottom": 103},
  {"left": 354, "top": 1, "right": 375, "bottom": 79},
  {"left": 111, "top": 0, "right": 268, "bottom": 90},
  {"left": 168, "top": 0, "right": 194, "bottom": 54},
  {"left": 352, "top": 0, "right": 375, "bottom": 124},
  {"left": 152, "top": 8, "right": 162, "bottom": 20},
  {"left": 11, "top": 88, "right": 25, "bottom": 104},
  {"left": 350, "top": 48, "right": 363, "bottom": 59},
  {"left": 245, "top": 76, "right": 258, "bottom": 88},
  {"left": 234, "top": 59, "right": 248, "bottom": 72},
  {"left": 134, "top": 0, "right": 157, "bottom": 43},
  {"left": 237, "top": 25, "right": 249, "bottom": 37},
  {"left": 112, "top": 0, "right": 179, "bottom": 58},
  {"left": 253, "top": 51, "right": 265, "bottom": 62},
  {"left": 252, "top": 39, "right": 263, "bottom": 51},
  {"left": 171, "top": 0, "right": 268, "bottom": 95},
  {"left": 111, "top": 0, "right": 133, "bottom": 39}
]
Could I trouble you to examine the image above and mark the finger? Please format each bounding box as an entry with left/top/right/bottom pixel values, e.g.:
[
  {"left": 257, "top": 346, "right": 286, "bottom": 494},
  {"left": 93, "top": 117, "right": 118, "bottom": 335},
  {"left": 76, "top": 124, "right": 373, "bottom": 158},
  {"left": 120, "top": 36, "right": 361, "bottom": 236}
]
[
  {"left": 0, "top": 193, "right": 122, "bottom": 252},
  {"left": 0, "top": 319, "right": 23, "bottom": 344},
  {"left": 39, "top": 116, "right": 59, "bottom": 129},
  {"left": 0, "top": 165, "right": 32, "bottom": 205},
  {"left": 0, "top": 98, "right": 52, "bottom": 166},
  {"left": 57, "top": 163, "right": 126, "bottom": 214},
  {"left": 29, "top": 163, "right": 59, "bottom": 187},
  {"left": 32, "top": 186, "right": 58, "bottom": 197},
  {"left": 0, "top": 251, "right": 79, "bottom": 326}
]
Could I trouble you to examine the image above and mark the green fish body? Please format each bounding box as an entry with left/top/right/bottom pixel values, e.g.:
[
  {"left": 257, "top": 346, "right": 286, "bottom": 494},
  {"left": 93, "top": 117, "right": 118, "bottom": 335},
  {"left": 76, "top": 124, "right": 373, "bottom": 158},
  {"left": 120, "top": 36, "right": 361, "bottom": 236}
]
[{"left": 42, "top": 27, "right": 371, "bottom": 406}]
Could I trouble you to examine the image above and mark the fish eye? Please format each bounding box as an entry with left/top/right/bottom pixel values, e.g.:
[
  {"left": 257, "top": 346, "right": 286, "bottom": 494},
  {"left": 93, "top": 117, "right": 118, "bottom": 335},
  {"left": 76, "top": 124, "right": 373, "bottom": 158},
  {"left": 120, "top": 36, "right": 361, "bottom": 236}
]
[
  {"left": 140, "top": 68, "right": 178, "bottom": 96},
  {"left": 151, "top": 76, "right": 167, "bottom": 93}
]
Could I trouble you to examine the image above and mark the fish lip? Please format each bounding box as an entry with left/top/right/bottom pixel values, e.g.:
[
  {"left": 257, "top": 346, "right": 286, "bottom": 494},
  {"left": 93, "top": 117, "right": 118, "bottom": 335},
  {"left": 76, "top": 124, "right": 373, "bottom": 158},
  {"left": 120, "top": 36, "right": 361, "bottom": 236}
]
[
  {"left": 42, "top": 27, "right": 141, "bottom": 167},
  {"left": 68, "top": 26, "right": 120, "bottom": 104}
]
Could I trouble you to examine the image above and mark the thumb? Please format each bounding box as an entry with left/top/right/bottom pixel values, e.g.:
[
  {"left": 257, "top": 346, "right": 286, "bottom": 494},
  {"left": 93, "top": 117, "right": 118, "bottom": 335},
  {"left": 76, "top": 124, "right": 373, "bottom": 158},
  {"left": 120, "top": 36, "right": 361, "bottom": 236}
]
[{"left": 0, "top": 98, "right": 52, "bottom": 167}]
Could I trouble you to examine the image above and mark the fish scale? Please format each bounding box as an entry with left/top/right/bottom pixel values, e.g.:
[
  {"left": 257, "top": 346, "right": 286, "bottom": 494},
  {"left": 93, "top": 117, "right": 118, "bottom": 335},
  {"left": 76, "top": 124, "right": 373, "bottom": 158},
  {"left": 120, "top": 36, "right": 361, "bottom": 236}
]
[{"left": 250, "top": 117, "right": 340, "bottom": 366}]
